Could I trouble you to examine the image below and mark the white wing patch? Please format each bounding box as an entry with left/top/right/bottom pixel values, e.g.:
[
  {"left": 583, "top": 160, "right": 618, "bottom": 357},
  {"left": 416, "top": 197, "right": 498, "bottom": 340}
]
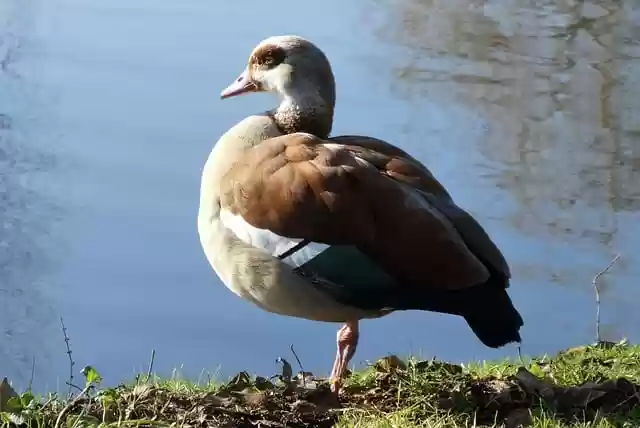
[{"left": 220, "top": 208, "right": 329, "bottom": 268}]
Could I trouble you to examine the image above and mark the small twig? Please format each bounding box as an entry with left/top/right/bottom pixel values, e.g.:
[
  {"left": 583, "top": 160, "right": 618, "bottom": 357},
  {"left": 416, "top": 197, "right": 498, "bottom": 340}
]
[
  {"left": 145, "top": 349, "right": 156, "bottom": 383},
  {"left": 517, "top": 345, "right": 524, "bottom": 366},
  {"left": 60, "top": 317, "right": 75, "bottom": 399},
  {"left": 27, "top": 356, "right": 36, "bottom": 391},
  {"left": 592, "top": 254, "right": 621, "bottom": 344},
  {"left": 290, "top": 344, "right": 306, "bottom": 386},
  {"left": 289, "top": 344, "right": 305, "bottom": 373},
  {"left": 65, "top": 382, "right": 84, "bottom": 393},
  {"left": 53, "top": 384, "right": 92, "bottom": 428}
]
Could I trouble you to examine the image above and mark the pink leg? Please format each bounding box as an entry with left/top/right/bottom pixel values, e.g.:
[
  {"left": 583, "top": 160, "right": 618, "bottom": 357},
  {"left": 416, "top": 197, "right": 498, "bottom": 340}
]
[{"left": 329, "top": 321, "right": 359, "bottom": 395}]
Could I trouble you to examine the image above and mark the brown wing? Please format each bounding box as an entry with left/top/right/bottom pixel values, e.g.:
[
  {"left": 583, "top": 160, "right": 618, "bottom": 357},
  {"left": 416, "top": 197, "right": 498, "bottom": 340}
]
[
  {"left": 329, "top": 135, "right": 452, "bottom": 199},
  {"left": 330, "top": 134, "right": 511, "bottom": 280},
  {"left": 220, "top": 132, "right": 493, "bottom": 290}
]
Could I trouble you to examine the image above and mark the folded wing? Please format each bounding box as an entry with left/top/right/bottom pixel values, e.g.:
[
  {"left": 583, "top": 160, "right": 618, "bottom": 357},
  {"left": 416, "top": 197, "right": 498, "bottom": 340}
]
[{"left": 219, "top": 132, "right": 505, "bottom": 291}]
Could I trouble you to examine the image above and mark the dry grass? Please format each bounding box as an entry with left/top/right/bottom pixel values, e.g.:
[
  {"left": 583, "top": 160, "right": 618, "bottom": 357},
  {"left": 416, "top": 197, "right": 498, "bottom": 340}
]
[{"left": 1, "top": 341, "right": 639, "bottom": 427}]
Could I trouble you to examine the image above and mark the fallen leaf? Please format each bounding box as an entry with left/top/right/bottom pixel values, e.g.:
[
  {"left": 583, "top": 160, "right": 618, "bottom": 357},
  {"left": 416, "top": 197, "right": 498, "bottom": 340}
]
[
  {"left": 276, "top": 357, "right": 293, "bottom": 384},
  {"left": 202, "top": 392, "right": 233, "bottom": 407},
  {"left": 240, "top": 391, "right": 269, "bottom": 408},
  {"left": 0, "top": 378, "right": 18, "bottom": 412},
  {"left": 374, "top": 355, "right": 407, "bottom": 372},
  {"left": 506, "top": 408, "right": 533, "bottom": 428},
  {"left": 291, "top": 399, "right": 317, "bottom": 415},
  {"left": 300, "top": 385, "right": 340, "bottom": 411}
]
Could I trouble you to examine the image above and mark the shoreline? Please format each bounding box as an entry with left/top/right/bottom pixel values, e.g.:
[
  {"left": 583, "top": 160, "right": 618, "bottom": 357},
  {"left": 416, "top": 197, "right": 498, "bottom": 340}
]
[{"left": 1, "top": 341, "right": 639, "bottom": 427}]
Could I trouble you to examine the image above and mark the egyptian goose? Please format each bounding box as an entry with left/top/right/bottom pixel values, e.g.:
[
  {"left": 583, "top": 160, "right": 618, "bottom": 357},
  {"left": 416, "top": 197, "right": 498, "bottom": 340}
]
[{"left": 197, "top": 35, "right": 523, "bottom": 395}]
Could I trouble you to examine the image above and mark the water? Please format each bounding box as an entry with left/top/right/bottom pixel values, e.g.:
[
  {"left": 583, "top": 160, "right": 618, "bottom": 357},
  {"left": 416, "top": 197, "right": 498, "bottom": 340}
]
[{"left": 1, "top": 0, "right": 638, "bottom": 392}]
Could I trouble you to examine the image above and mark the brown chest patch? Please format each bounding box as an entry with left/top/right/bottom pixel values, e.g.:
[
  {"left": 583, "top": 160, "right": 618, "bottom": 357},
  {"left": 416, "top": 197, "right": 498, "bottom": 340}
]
[{"left": 272, "top": 108, "right": 333, "bottom": 140}]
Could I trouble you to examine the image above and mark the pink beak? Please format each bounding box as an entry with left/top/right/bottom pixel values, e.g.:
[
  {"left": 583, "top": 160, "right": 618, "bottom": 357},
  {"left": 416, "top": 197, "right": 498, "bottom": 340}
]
[{"left": 220, "top": 68, "right": 258, "bottom": 99}]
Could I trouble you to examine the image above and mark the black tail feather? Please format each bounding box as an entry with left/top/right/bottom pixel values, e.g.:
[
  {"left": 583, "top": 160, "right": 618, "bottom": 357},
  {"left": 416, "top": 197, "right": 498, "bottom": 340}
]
[
  {"left": 460, "top": 282, "right": 523, "bottom": 348},
  {"left": 334, "top": 273, "right": 524, "bottom": 349},
  {"left": 403, "top": 276, "right": 523, "bottom": 348}
]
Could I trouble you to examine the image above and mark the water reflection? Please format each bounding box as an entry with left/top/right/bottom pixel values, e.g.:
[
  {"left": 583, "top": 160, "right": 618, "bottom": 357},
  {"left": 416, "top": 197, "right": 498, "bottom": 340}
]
[
  {"left": 367, "top": 0, "right": 640, "bottom": 342},
  {"left": 373, "top": 0, "right": 639, "bottom": 234},
  {"left": 0, "top": 0, "right": 62, "bottom": 391}
]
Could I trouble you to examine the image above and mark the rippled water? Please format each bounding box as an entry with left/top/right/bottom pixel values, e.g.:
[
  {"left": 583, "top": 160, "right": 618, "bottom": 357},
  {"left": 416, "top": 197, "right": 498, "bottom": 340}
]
[{"left": 1, "top": 0, "right": 638, "bottom": 392}]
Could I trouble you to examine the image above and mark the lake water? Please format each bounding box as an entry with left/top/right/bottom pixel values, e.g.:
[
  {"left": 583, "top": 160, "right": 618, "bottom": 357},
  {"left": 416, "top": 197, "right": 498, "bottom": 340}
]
[{"left": 1, "top": 0, "right": 639, "bottom": 393}]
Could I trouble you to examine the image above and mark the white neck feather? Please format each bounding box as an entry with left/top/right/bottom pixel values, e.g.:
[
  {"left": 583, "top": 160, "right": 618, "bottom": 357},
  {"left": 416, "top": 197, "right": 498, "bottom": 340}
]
[{"left": 279, "top": 85, "right": 328, "bottom": 113}]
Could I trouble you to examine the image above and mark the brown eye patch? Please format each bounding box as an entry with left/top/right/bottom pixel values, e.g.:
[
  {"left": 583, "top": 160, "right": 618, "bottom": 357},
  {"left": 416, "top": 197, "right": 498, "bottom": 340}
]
[{"left": 250, "top": 44, "right": 286, "bottom": 69}]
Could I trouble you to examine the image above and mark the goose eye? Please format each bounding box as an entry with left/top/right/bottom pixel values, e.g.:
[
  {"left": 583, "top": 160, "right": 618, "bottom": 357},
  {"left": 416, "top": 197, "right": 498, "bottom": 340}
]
[{"left": 252, "top": 45, "right": 286, "bottom": 69}]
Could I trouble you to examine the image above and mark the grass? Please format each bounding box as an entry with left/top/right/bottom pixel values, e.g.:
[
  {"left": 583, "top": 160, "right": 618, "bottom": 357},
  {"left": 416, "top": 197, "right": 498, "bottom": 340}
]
[
  {"left": 1, "top": 341, "right": 639, "bottom": 427},
  {"left": 336, "top": 341, "right": 640, "bottom": 427}
]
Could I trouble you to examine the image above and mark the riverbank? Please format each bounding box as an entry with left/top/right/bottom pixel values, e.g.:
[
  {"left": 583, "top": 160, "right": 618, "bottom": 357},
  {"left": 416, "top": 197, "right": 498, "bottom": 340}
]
[{"left": 1, "top": 341, "right": 639, "bottom": 427}]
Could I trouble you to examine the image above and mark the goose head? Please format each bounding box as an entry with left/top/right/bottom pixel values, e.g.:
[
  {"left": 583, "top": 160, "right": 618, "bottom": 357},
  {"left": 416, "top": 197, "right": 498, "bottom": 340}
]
[{"left": 220, "top": 35, "right": 336, "bottom": 138}]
